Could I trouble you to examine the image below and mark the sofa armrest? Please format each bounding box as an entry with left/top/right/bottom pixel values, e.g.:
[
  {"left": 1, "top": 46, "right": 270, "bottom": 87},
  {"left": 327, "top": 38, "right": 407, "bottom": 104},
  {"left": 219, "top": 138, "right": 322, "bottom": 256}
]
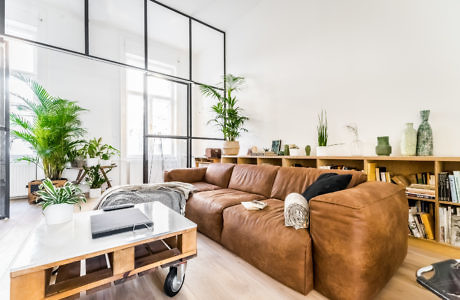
[
  {"left": 309, "top": 182, "right": 408, "bottom": 300},
  {"left": 163, "top": 167, "right": 207, "bottom": 183}
]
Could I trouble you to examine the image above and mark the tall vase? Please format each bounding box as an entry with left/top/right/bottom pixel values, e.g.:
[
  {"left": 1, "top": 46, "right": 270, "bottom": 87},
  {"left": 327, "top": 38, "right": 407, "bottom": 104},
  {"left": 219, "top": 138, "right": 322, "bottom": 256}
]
[
  {"left": 376, "top": 136, "right": 392, "bottom": 156},
  {"left": 416, "top": 110, "right": 433, "bottom": 156},
  {"left": 400, "top": 123, "right": 417, "bottom": 156}
]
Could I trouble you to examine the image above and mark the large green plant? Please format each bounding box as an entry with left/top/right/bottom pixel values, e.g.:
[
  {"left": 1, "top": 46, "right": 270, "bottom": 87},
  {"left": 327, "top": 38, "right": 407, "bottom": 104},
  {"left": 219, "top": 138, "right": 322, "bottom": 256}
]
[
  {"left": 10, "top": 73, "right": 86, "bottom": 179},
  {"left": 36, "top": 178, "right": 86, "bottom": 210},
  {"left": 200, "top": 74, "right": 249, "bottom": 141}
]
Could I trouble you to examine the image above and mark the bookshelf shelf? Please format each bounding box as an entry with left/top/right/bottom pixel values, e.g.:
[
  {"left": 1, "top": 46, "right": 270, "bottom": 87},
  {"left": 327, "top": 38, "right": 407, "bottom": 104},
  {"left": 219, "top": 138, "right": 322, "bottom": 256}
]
[
  {"left": 407, "top": 196, "right": 436, "bottom": 203},
  {"left": 439, "top": 201, "right": 460, "bottom": 207},
  {"left": 216, "top": 155, "right": 460, "bottom": 250}
]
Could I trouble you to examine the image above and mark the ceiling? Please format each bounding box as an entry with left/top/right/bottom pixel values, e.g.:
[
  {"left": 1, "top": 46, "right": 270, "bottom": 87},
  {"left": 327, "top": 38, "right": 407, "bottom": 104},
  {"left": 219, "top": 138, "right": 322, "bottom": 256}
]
[{"left": 158, "top": 0, "right": 263, "bottom": 31}]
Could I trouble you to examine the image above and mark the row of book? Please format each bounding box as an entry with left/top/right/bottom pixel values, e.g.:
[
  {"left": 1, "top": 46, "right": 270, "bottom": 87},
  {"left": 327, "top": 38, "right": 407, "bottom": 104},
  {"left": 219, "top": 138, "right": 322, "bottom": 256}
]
[
  {"left": 439, "top": 206, "right": 460, "bottom": 246},
  {"left": 366, "top": 163, "right": 435, "bottom": 186},
  {"left": 408, "top": 202, "right": 435, "bottom": 240},
  {"left": 318, "top": 165, "right": 359, "bottom": 170},
  {"left": 438, "top": 172, "right": 460, "bottom": 203},
  {"left": 406, "top": 184, "right": 435, "bottom": 200}
]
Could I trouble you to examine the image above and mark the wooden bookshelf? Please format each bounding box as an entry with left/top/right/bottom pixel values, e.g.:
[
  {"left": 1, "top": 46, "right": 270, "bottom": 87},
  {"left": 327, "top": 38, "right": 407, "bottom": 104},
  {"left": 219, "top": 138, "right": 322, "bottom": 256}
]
[{"left": 219, "top": 155, "right": 460, "bottom": 250}]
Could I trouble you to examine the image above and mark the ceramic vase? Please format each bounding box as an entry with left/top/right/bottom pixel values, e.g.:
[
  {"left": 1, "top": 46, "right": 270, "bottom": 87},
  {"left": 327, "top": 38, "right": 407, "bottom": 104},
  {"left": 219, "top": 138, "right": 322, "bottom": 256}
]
[
  {"left": 376, "top": 136, "right": 392, "bottom": 156},
  {"left": 400, "top": 123, "right": 417, "bottom": 156},
  {"left": 222, "top": 141, "right": 240, "bottom": 155},
  {"left": 416, "top": 110, "right": 433, "bottom": 156}
]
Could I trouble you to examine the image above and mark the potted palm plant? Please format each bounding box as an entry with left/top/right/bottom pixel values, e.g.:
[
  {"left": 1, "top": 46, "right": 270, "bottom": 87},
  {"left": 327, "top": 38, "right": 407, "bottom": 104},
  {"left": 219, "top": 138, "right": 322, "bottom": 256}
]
[
  {"left": 200, "top": 74, "right": 249, "bottom": 155},
  {"left": 10, "top": 73, "right": 86, "bottom": 202},
  {"left": 36, "top": 178, "right": 86, "bottom": 225}
]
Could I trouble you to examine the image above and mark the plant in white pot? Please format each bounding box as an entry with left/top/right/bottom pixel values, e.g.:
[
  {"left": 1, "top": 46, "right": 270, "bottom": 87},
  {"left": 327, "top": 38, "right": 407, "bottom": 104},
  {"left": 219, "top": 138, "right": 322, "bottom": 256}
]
[
  {"left": 200, "top": 74, "right": 249, "bottom": 155},
  {"left": 316, "top": 110, "right": 329, "bottom": 156},
  {"left": 37, "top": 178, "right": 86, "bottom": 225},
  {"left": 82, "top": 137, "right": 104, "bottom": 167},
  {"left": 84, "top": 165, "right": 109, "bottom": 198}
]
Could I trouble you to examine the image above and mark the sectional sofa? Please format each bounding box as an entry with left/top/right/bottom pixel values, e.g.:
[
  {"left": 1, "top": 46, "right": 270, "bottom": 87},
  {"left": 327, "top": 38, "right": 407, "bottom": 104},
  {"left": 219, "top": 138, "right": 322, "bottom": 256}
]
[{"left": 164, "top": 163, "right": 408, "bottom": 300}]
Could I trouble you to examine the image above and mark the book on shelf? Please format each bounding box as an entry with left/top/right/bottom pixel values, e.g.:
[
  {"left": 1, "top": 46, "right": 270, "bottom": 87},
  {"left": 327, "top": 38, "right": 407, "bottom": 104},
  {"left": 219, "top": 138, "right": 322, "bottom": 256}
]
[
  {"left": 408, "top": 202, "right": 434, "bottom": 240},
  {"left": 405, "top": 183, "right": 435, "bottom": 200},
  {"left": 439, "top": 206, "right": 460, "bottom": 246},
  {"left": 437, "top": 171, "right": 460, "bottom": 203},
  {"left": 367, "top": 163, "right": 376, "bottom": 181}
]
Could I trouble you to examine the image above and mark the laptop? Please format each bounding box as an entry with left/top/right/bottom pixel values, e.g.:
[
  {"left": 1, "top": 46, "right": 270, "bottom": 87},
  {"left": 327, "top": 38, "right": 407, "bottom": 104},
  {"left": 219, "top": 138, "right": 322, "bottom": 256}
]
[{"left": 90, "top": 208, "right": 153, "bottom": 239}]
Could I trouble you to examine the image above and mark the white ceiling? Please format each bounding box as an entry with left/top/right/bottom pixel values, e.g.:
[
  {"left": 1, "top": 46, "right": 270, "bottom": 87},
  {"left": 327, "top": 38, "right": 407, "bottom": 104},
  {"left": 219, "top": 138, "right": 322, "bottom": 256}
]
[{"left": 159, "top": 0, "right": 263, "bottom": 31}]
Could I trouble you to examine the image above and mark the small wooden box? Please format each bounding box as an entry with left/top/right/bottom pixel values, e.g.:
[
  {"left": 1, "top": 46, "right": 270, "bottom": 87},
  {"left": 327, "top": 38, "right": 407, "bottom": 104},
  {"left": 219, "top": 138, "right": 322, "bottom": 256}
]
[{"left": 205, "top": 148, "right": 221, "bottom": 159}]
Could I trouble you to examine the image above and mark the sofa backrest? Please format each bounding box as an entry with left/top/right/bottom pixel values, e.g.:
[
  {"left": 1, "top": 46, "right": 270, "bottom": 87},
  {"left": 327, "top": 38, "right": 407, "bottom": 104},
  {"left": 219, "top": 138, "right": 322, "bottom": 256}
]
[
  {"left": 270, "top": 167, "right": 367, "bottom": 200},
  {"left": 204, "top": 163, "right": 235, "bottom": 188},
  {"left": 228, "top": 164, "right": 280, "bottom": 197}
]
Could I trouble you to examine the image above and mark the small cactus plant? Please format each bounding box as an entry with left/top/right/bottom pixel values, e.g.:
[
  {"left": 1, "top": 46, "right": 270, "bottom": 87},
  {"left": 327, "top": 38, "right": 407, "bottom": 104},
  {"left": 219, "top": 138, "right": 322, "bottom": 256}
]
[
  {"left": 284, "top": 144, "right": 290, "bottom": 156},
  {"left": 305, "top": 145, "right": 311, "bottom": 156}
]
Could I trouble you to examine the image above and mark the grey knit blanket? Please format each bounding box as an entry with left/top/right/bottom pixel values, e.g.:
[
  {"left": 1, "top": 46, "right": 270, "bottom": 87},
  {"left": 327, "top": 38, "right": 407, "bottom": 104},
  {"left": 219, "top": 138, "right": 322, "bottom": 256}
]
[
  {"left": 284, "top": 193, "right": 309, "bottom": 230},
  {"left": 95, "top": 182, "right": 197, "bottom": 215}
]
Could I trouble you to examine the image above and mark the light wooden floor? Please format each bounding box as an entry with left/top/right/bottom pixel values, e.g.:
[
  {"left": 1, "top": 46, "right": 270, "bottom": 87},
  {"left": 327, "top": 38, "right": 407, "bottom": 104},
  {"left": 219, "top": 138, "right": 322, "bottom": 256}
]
[{"left": 0, "top": 199, "right": 455, "bottom": 300}]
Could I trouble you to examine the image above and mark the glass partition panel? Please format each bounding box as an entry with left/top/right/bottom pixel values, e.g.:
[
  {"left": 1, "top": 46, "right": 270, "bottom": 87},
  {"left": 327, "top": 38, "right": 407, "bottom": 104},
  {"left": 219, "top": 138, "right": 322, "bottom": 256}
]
[
  {"left": 0, "top": 40, "right": 8, "bottom": 218},
  {"left": 147, "top": 76, "right": 188, "bottom": 137},
  {"left": 89, "top": 0, "right": 144, "bottom": 67},
  {"left": 147, "top": 2, "right": 189, "bottom": 79},
  {"left": 192, "top": 21, "right": 224, "bottom": 86},
  {"left": 147, "top": 138, "right": 187, "bottom": 183},
  {"left": 5, "top": 0, "right": 84, "bottom": 53},
  {"left": 192, "top": 84, "right": 223, "bottom": 139}
]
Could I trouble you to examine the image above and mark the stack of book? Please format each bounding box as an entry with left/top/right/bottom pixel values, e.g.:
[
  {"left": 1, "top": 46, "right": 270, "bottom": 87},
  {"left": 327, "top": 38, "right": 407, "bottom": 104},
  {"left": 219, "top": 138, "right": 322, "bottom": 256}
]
[
  {"left": 438, "top": 171, "right": 460, "bottom": 203},
  {"left": 405, "top": 184, "right": 436, "bottom": 200},
  {"left": 408, "top": 202, "right": 435, "bottom": 240},
  {"left": 439, "top": 206, "right": 460, "bottom": 246}
]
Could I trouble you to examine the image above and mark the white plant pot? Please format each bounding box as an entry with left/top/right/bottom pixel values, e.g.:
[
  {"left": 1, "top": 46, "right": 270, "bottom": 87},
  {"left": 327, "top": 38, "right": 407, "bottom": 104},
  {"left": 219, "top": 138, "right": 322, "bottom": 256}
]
[
  {"left": 316, "top": 144, "right": 349, "bottom": 156},
  {"left": 289, "top": 148, "right": 305, "bottom": 156},
  {"left": 86, "top": 158, "right": 99, "bottom": 167},
  {"left": 43, "top": 203, "right": 74, "bottom": 225},
  {"left": 99, "top": 159, "right": 111, "bottom": 167},
  {"left": 89, "top": 188, "right": 102, "bottom": 199}
]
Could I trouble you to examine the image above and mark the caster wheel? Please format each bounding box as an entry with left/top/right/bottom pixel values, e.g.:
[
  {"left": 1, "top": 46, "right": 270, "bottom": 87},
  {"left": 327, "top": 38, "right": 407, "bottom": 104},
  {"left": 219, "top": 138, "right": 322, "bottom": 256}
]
[{"left": 164, "top": 266, "right": 185, "bottom": 297}]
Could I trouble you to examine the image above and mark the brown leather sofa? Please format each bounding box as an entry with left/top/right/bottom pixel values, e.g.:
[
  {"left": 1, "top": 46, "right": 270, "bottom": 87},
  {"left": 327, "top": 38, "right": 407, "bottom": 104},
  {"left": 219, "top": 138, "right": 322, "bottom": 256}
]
[{"left": 164, "top": 163, "right": 408, "bottom": 300}]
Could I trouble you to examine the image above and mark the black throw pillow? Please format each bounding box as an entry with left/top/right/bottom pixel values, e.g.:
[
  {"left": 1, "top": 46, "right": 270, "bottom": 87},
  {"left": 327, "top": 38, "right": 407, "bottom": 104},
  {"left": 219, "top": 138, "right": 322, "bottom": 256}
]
[{"left": 301, "top": 173, "right": 352, "bottom": 201}]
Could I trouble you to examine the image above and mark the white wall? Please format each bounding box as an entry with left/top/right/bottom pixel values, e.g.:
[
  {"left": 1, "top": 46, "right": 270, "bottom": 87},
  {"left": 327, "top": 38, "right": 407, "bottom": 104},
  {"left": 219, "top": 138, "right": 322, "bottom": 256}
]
[{"left": 226, "top": 0, "right": 460, "bottom": 156}]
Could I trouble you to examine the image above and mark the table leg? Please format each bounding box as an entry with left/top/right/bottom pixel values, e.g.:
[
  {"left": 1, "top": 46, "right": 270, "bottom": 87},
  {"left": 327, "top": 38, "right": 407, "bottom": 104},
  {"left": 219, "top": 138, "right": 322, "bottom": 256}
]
[
  {"left": 76, "top": 170, "right": 87, "bottom": 184},
  {"left": 100, "top": 167, "right": 111, "bottom": 188},
  {"left": 178, "top": 230, "right": 197, "bottom": 254},
  {"left": 10, "top": 270, "right": 45, "bottom": 300}
]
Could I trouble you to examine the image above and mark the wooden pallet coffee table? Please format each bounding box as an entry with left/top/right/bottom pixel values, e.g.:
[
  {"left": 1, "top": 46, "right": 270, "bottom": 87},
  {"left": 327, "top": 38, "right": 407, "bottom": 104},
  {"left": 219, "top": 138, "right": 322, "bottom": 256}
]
[{"left": 10, "top": 202, "right": 197, "bottom": 299}]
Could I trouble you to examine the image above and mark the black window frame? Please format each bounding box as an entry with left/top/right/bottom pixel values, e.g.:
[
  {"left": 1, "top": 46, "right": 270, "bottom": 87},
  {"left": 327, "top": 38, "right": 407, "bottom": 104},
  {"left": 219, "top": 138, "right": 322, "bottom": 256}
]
[{"left": 0, "top": 0, "right": 226, "bottom": 212}]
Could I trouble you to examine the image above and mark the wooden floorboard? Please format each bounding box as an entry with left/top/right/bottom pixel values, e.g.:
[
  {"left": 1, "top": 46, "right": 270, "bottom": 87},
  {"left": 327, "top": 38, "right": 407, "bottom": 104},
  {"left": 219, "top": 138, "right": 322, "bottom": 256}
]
[{"left": 0, "top": 199, "right": 454, "bottom": 299}]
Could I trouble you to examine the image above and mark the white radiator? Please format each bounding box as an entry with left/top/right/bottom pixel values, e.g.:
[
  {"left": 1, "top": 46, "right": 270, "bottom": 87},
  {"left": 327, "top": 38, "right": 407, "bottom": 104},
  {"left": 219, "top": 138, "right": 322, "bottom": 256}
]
[{"left": 9, "top": 162, "right": 38, "bottom": 198}]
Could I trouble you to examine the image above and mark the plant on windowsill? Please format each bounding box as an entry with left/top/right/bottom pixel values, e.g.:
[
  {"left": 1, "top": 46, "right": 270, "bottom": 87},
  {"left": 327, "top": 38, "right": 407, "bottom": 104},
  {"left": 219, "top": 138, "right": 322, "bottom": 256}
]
[
  {"left": 36, "top": 178, "right": 86, "bottom": 225},
  {"left": 84, "top": 165, "right": 111, "bottom": 198},
  {"left": 9, "top": 73, "right": 87, "bottom": 203},
  {"left": 200, "top": 74, "right": 249, "bottom": 155}
]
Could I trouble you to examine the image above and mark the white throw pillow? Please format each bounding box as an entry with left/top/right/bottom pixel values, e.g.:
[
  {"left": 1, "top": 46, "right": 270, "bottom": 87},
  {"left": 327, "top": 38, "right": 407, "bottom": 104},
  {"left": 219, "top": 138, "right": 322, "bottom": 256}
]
[{"left": 284, "top": 193, "right": 309, "bottom": 229}]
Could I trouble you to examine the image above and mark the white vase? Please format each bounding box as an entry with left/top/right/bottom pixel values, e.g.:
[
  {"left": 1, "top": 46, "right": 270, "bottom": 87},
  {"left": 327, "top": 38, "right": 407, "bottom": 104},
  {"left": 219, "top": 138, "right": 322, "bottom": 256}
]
[
  {"left": 43, "top": 203, "right": 74, "bottom": 225},
  {"left": 99, "top": 159, "right": 111, "bottom": 167},
  {"left": 89, "top": 188, "right": 102, "bottom": 199},
  {"left": 401, "top": 123, "right": 417, "bottom": 156},
  {"left": 86, "top": 158, "right": 99, "bottom": 167}
]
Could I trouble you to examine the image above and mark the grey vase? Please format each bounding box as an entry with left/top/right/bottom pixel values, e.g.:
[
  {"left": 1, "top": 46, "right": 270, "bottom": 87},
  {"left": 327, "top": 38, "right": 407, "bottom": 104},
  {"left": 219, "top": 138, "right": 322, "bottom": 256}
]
[
  {"left": 376, "top": 136, "right": 392, "bottom": 156},
  {"left": 416, "top": 110, "right": 433, "bottom": 156}
]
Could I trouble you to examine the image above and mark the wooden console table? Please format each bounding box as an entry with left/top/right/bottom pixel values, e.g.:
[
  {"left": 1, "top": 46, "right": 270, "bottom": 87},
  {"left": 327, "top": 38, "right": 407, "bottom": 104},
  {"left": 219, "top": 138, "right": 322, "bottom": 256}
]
[{"left": 10, "top": 202, "right": 197, "bottom": 299}]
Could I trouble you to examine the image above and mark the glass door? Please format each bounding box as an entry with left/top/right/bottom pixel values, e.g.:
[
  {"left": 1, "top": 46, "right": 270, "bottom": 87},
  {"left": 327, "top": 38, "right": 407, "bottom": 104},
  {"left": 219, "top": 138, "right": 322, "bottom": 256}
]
[{"left": 0, "top": 39, "right": 9, "bottom": 219}]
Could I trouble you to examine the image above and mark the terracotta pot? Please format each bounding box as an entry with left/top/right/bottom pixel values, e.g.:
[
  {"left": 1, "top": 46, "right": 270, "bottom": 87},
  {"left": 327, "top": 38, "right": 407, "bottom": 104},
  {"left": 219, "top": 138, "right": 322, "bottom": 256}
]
[{"left": 222, "top": 141, "right": 240, "bottom": 156}]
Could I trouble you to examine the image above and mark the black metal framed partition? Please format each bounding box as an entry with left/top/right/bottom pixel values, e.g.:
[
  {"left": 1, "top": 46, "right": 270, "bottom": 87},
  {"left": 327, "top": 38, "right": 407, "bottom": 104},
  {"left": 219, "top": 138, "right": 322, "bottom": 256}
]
[
  {"left": 0, "top": 37, "right": 9, "bottom": 219},
  {"left": 0, "top": 0, "right": 226, "bottom": 214}
]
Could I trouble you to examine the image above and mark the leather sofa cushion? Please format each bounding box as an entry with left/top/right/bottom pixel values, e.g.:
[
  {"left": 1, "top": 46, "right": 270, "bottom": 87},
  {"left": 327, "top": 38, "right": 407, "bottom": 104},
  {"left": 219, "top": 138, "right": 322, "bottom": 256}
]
[
  {"left": 192, "top": 182, "right": 222, "bottom": 192},
  {"left": 228, "top": 164, "right": 280, "bottom": 198},
  {"left": 221, "top": 199, "right": 313, "bottom": 294},
  {"left": 164, "top": 167, "right": 206, "bottom": 183},
  {"left": 204, "top": 163, "right": 235, "bottom": 188},
  {"left": 185, "top": 189, "right": 265, "bottom": 243},
  {"left": 271, "top": 167, "right": 367, "bottom": 200}
]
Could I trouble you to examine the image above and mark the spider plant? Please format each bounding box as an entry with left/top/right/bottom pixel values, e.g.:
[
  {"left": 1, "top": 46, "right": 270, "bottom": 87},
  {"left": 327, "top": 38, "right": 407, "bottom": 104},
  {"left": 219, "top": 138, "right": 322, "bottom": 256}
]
[
  {"left": 10, "top": 73, "right": 87, "bottom": 179},
  {"left": 36, "top": 178, "right": 86, "bottom": 210},
  {"left": 317, "top": 110, "right": 328, "bottom": 146},
  {"left": 200, "top": 74, "right": 249, "bottom": 141}
]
